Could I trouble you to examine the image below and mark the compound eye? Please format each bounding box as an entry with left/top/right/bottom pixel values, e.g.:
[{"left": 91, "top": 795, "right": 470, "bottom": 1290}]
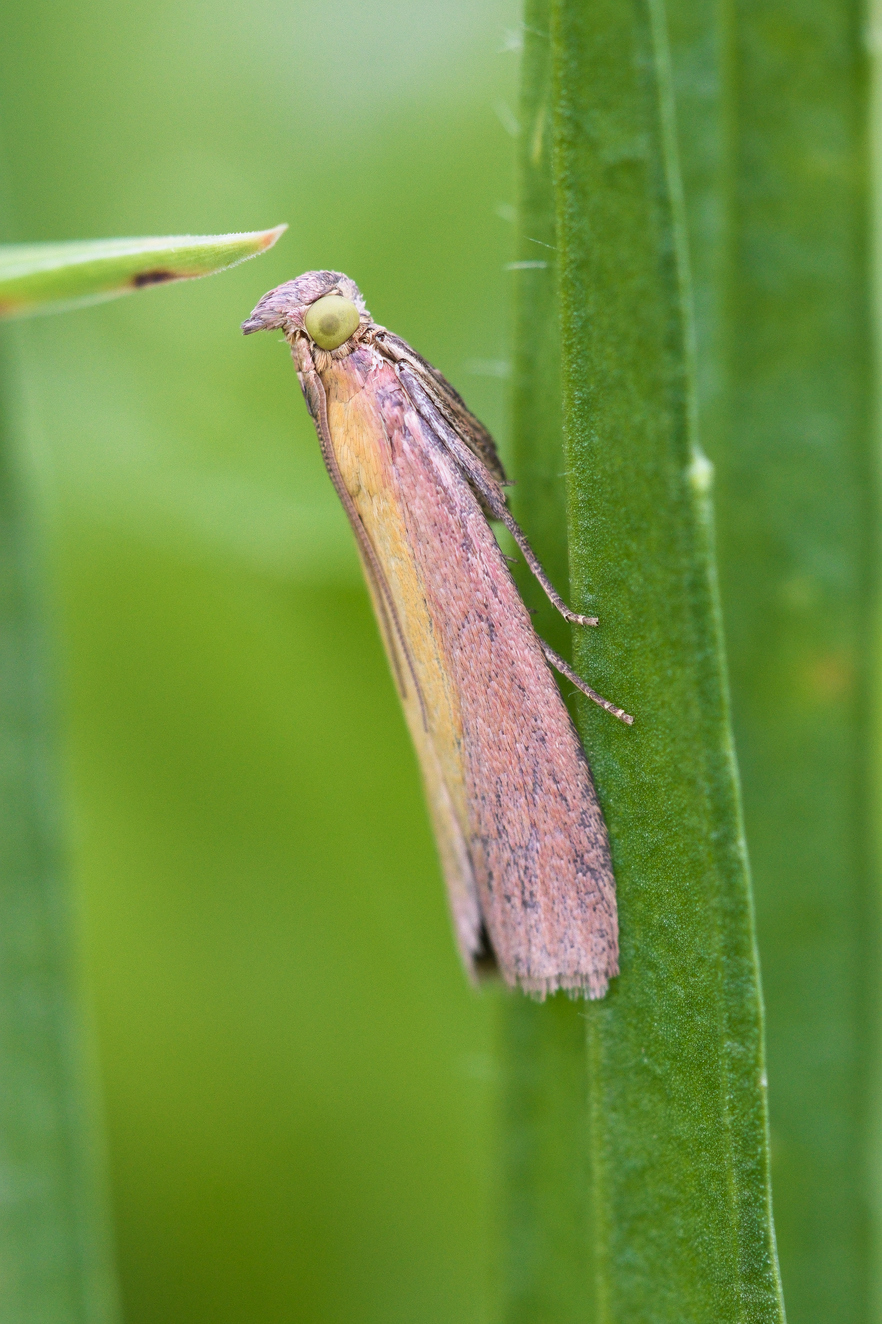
[{"left": 304, "top": 294, "right": 360, "bottom": 350}]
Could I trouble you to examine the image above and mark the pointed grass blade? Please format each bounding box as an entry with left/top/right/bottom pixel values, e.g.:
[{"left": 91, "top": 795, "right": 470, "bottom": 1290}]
[{"left": 0, "top": 225, "right": 286, "bottom": 319}]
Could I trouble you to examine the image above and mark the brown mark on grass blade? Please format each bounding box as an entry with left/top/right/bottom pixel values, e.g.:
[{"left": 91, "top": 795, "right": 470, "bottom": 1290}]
[
  {"left": 131, "top": 269, "right": 178, "bottom": 287},
  {"left": 242, "top": 271, "right": 632, "bottom": 999}
]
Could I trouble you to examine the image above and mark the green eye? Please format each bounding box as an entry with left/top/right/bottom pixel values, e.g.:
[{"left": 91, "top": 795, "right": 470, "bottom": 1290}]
[{"left": 304, "top": 295, "right": 360, "bottom": 350}]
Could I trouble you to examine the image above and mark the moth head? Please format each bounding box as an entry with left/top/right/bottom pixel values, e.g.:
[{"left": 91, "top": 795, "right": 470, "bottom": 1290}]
[{"left": 241, "top": 270, "right": 369, "bottom": 346}]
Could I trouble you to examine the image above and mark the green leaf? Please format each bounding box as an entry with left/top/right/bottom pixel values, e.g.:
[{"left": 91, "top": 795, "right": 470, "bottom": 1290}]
[
  {"left": 501, "top": 0, "right": 786, "bottom": 1318},
  {"left": 499, "top": 8, "right": 593, "bottom": 1323},
  {"left": 0, "top": 221, "right": 284, "bottom": 1319},
  {"left": 557, "top": 0, "right": 783, "bottom": 1312},
  {"left": 0, "top": 226, "right": 286, "bottom": 319}
]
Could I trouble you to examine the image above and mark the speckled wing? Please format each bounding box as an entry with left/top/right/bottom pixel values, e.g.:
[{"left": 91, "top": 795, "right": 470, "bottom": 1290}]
[{"left": 312, "top": 342, "right": 618, "bottom": 999}]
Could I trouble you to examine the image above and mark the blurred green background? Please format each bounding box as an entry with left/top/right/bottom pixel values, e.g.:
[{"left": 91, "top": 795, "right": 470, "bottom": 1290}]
[{"left": 0, "top": 2, "right": 523, "bottom": 1320}]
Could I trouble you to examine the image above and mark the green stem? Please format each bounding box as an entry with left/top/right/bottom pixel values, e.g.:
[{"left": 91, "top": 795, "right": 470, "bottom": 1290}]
[
  {"left": 552, "top": 0, "right": 782, "bottom": 1312},
  {"left": 502, "top": 0, "right": 784, "bottom": 1316}
]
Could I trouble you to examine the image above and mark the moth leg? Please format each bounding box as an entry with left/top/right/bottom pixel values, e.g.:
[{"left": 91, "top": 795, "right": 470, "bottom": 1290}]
[
  {"left": 497, "top": 507, "right": 599, "bottom": 627},
  {"left": 540, "top": 640, "right": 634, "bottom": 725},
  {"left": 396, "top": 361, "right": 598, "bottom": 628}
]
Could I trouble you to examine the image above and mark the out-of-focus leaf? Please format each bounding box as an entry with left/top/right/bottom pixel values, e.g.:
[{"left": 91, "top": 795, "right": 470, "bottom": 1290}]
[
  {"left": 705, "top": 7, "right": 876, "bottom": 1320},
  {"left": 0, "top": 358, "right": 121, "bottom": 1320},
  {"left": 0, "top": 226, "right": 286, "bottom": 319}
]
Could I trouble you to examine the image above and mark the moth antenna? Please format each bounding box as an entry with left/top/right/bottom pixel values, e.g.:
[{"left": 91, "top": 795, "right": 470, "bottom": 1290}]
[{"left": 539, "top": 640, "right": 634, "bottom": 725}]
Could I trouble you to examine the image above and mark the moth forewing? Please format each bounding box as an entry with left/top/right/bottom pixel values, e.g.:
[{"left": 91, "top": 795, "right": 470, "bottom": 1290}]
[
  {"left": 376, "top": 331, "right": 508, "bottom": 485},
  {"left": 243, "top": 270, "right": 629, "bottom": 999}
]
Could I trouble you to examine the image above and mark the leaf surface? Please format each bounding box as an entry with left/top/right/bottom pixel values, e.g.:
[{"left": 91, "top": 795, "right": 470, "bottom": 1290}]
[
  {"left": 0, "top": 226, "right": 286, "bottom": 318},
  {"left": 500, "top": 1, "right": 786, "bottom": 1319}
]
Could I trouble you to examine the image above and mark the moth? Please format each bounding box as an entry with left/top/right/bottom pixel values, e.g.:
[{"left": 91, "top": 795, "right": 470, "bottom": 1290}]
[{"left": 243, "top": 271, "right": 632, "bottom": 999}]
